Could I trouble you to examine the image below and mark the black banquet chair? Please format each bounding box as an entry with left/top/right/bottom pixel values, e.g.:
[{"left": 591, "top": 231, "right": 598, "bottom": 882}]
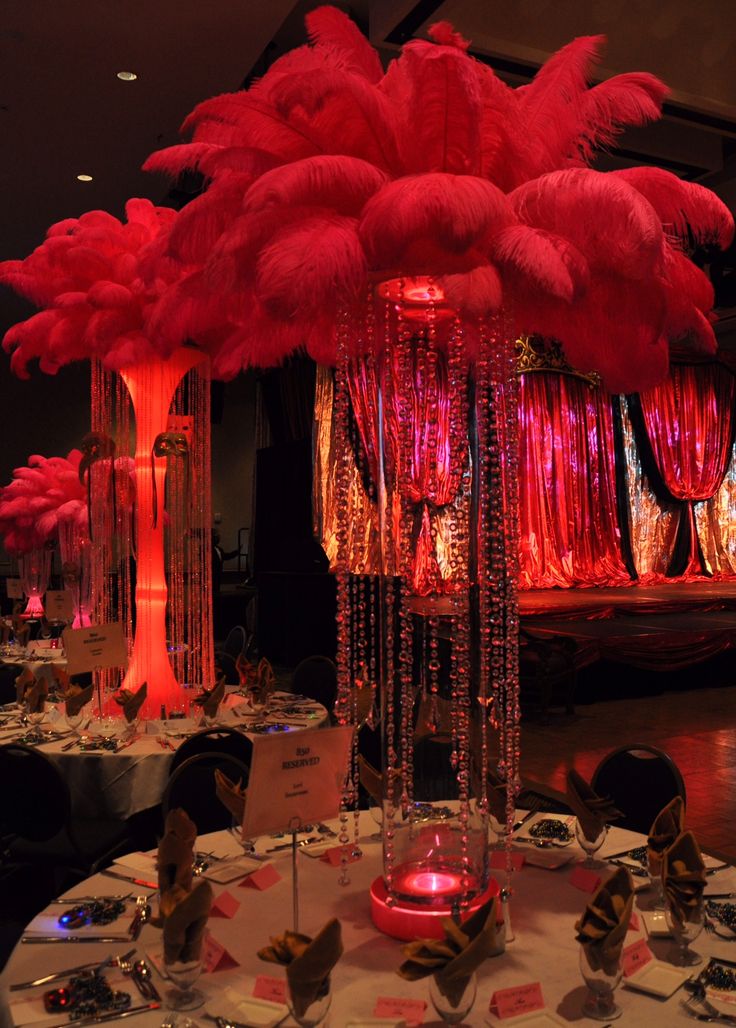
[
  {"left": 0, "top": 743, "right": 131, "bottom": 885},
  {"left": 291, "top": 655, "right": 337, "bottom": 720},
  {"left": 591, "top": 743, "right": 687, "bottom": 834},
  {"left": 222, "top": 625, "right": 247, "bottom": 662},
  {"left": 161, "top": 752, "right": 250, "bottom": 834},
  {"left": 170, "top": 726, "right": 253, "bottom": 776}
]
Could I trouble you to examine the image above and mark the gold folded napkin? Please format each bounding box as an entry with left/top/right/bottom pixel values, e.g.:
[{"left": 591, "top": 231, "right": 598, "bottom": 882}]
[
  {"left": 259, "top": 918, "right": 343, "bottom": 1019},
  {"left": 566, "top": 768, "right": 622, "bottom": 842},
  {"left": 254, "top": 658, "right": 275, "bottom": 704},
  {"left": 647, "top": 796, "right": 685, "bottom": 879},
  {"left": 575, "top": 866, "right": 634, "bottom": 976},
  {"left": 1, "top": 621, "right": 12, "bottom": 644},
  {"left": 663, "top": 830, "right": 706, "bottom": 926},
  {"left": 158, "top": 808, "right": 197, "bottom": 895},
  {"left": 113, "top": 682, "right": 148, "bottom": 723},
  {"left": 12, "top": 615, "right": 30, "bottom": 647},
  {"left": 214, "top": 768, "right": 247, "bottom": 823},
  {"left": 14, "top": 666, "right": 34, "bottom": 704},
  {"left": 162, "top": 880, "right": 214, "bottom": 965},
  {"left": 398, "top": 897, "right": 501, "bottom": 1007},
  {"left": 194, "top": 676, "right": 226, "bottom": 718},
  {"left": 358, "top": 754, "right": 384, "bottom": 807},
  {"left": 21, "top": 676, "right": 47, "bottom": 714},
  {"left": 65, "top": 683, "right": 94, "bottom": 717}
]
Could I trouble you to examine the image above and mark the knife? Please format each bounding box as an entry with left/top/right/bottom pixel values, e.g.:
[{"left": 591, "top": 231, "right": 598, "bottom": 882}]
[
  {"left": 265, "top": 836, "right": 320, "bottom": 853},
  {"left": 43, "top": 1002, "right": 160, "bottom": 1028},
  {"left": 510, "top": 809, "right": 539, "bottom": 833},
  {"left": 101, "top": 869, "right": 158, "bottom": 889},
  {"left": 22, "top": 934, "right": 133, "bottom": 943}
]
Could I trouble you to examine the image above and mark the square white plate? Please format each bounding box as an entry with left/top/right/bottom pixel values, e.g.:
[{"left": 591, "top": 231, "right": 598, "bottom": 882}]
[
  {"left": 523, "top": 848, "right": 576, "bottom": 870},
  {"left": 623, "top": 959, "right": 690, "bottom": 998},
  {"left": 641, "top": 910, "right": 672, "bottom": 937},
  {"left": 488, "top": 1010, "right": 567, "bottom": 1026}
]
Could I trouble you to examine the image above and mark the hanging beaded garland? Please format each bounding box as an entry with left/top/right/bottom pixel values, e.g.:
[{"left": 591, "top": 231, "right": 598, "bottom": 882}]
[{"left": 328, "top": 281, "right": 522, "bottom": 910}]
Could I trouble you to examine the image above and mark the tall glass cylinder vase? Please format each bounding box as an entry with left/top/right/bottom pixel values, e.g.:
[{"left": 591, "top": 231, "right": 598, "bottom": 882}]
[
  {"left": 58, "top": 521, "right": 93, "bottom": 628},
  {"left": 18, "top": 547, "right": 52, "bottom": 619},
  {"left": 328, "top": 279, "right": 521, "bottom": 920}
]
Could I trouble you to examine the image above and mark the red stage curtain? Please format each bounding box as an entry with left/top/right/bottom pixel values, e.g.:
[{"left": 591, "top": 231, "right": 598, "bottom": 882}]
[
  {"left": 518, "top": 374, "right": 631, "bottom": 589},
  {"left": 636, "top": 363, "right": 736, "bottom": 576}
]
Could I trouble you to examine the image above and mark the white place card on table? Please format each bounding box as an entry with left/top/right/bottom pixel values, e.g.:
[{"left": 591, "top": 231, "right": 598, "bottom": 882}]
[
  {"left": 44, "top": 589, "right": 74, "bottom": 622},
  {"left": 242, "top": 724, "right": 354, "bottom": 838},
  {"left": 62, "top": 622, "right": 128, "bottom": 674}
]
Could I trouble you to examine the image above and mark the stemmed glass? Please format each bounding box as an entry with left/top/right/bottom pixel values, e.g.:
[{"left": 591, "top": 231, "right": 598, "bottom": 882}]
[
  {"left": 665, "top": 895, "right": 705, "bottom": 966},
  {"left": 64, "top": 701, "right": 89, "bottom": 736},
  {"left": 163, "top": 957, "right": 204, "bottom": 1011},
  {"left": 646, "top": 853, "right": 665, "bottom": 910},
  {"left": 575, "top": 820, "right": 608, "bottom": 868},
  {"left": 429, "top": 972, "right": 477, "bottom": 1024},
  {"left": 579, "top": 946, "right": 623, "bottom": 1021},
  {"left": 286, "top": 976, "right": 331, "bottom": 1027}
]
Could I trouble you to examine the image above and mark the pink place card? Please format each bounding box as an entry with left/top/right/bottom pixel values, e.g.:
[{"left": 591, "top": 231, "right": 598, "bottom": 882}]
[
  {"left": 239, "top": 864, "right": 282, "bottom": 890},
  {"left": 321, "top": 845, "right": 362, "bottom": 867},
  {"left": 629, "top": 911, "right": 641, "bottom": 932},
  {"left": 490, "top": 850, "right": 525, "bottom": 871},
  {"left": 569, "top": 865, "right": 602, "bottom": 892},
  {"left": 253, "top": 975, "right": 287, "bottom": 1004},
  {"left": 209, "top": 890, "right": 240, "bottom": 918},
  {"left": 489, "top": 982, "right": 545, "bottom": 1020},
  {"left": 622, "top": 938, "right": 654, "bottom": 977},
  {"left": 374, "top": 996, "right": 426, "bottom": 1025},
  {"left": 201, "top": 931, "right": 239, "bottom": 972}
]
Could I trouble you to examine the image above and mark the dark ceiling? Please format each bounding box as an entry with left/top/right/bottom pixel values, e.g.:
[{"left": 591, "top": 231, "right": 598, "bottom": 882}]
[{"left": 1, "top": 0, "right": 735, "bottom": 451}]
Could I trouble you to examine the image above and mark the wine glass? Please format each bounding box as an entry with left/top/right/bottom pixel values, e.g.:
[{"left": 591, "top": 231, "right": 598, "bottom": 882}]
[
  {"left": 646, "top": 852, "right": 665, "bottom": 910},
  {"left": 575, "top": 820, "right": 608, "bottom": 868},
  {"left": 579, "top": 945, "right": 623, "bottom": 1021},
  {"left": 665, "top": 895, "right": 705, "bottom": 966},
  {"left": 164, "top": 957, "right": 204, "bottom": 1011},
  {"left": 64, "top": 701, "right": 89, "bottom": 735},
  {"left": 286, "top": 976, "right": 331, "bottom": 1027},
  {"left": 429, "top": 971, "right": 477, "bottom": 1024}
]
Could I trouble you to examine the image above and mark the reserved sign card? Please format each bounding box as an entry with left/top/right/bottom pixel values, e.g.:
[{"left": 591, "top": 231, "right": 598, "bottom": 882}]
[
  {"left": 489, "top": 982, "right": 545, "bottom": 1019},
  {"left": 45, "top": 590, "right": 74, "bottom": 622},
  {"left": 63, "top": 622, "right": 128, "bottom": 674},
  {"left": 242, "top": 725, "right": 354, "bottom": 838},
  {"left": 6, "top": 578, "right": 23, "bottom": 599},
  {"left": 622, "top": 938, "right": 654, "bottom": 977}
]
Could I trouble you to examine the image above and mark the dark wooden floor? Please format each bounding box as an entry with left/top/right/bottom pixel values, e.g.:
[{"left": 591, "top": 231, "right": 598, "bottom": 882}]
[{"left": 520, "top": 682, "right": 736, "bottom": 862}]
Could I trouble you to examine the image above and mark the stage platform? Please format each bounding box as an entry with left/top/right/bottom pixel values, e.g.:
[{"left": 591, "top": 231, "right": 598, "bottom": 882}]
[
  {"left": 519, "top": 580, "right": 736, "bottom": 620},
  {"left": 520, "top": 582, "right": 736, "bottom": 675}
]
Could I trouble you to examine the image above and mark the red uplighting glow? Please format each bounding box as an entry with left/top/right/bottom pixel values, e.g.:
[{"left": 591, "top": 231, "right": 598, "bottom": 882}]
[
  {"left": 395, "top": 870, "right": 465, "bottom": 897},
  {"left": 370, "top": 876, "right": 500, "bottom": 941}
]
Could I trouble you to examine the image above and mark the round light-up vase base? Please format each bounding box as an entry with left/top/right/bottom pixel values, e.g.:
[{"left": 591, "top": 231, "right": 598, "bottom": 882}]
[{"left": 370, "top": 875, "right": 500, "bottom": 941}]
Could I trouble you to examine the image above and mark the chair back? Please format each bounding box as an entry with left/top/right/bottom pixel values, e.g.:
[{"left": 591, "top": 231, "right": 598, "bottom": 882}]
[
  {"left": 170, "top": 727, "right": 253, "bottom": 775},
  {"left": 0, "top": 744, "right": 71, "bottom": 841},
  {"left": 162, "top": 751, "right": 250, "bottom": 834},
  {"left": 591, "top": 744, "right": 686, "bottom": 834},
  {"left": 222, "top": 626, "right": 247, "bottom": 661},
  {"left": 214, "top": 651, "right": 239, "bottom": 685},
  {"left": 291, "top": 655, "right": 337, "bottom": 716}
]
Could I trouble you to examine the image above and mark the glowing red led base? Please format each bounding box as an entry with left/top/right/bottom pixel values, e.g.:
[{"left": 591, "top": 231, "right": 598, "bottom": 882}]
[{"left": 370, "top": 874, "right": 500, "bottom": 941}]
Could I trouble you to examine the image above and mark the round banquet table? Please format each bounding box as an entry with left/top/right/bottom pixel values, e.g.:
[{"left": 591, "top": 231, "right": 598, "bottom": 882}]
[
  {"left": 0, "top": 692, "right": 328, "bottom": 820},
  {"left": 1, "top": 813, "right": 734, "bottom": 1026}
]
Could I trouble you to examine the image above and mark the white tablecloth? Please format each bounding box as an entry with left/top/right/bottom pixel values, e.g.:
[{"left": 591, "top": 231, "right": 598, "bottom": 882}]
[
  {"left": 1, "top": 814, "right": 734, "bottom": 1026},
  {"left": 0, "top": 695, "right": 328, "bottom": 820}
]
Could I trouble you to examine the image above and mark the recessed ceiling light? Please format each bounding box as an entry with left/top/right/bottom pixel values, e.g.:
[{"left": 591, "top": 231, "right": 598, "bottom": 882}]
[
  {"left": 117, "top": 71, "right": 138, "bottom": 81},
  {"left": 77, "top": 174, "right": 93, "bottom": 182}
]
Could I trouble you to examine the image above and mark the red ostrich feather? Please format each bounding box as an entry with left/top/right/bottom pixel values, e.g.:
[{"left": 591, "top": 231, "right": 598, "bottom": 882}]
[
  {"left": 0, "top": 451, "right": 87, "bottom": 554},
  {"left": 0, "top": 200, "right": 205, "bottom": 377},
  {"left": 2, "top": 8, "right": 733, "bottom": 393}
]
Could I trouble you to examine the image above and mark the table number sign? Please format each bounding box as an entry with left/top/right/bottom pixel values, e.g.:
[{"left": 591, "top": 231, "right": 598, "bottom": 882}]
[
  {"left": 45, "top": 589, "right": 74, "bottom": 622},
  {"left": 5, "top": 578, "right": 23, "bottom": 599},
  {"left": 210, "top": 890, "right": 240, "bottom": 918},
  {"left": 622, "top": 938, "right": 654, "bottom": 977},
  {"left": 374, "top": 996, "right": 426, "bottom": 1024},
  {"left": 242, "top": 725, "right": 354, "bottom": 838},
  {"left": 63, "top": 622, "right": 128, "bottom": 674},
  {"left": 253, "top": 976, "right": 287, "bottom": 1004},
  {"left": 569, "top": 865, "right": 602, "bottom": 893},
  {"left": 489, "top": 982, "right": 545, "bottom": 1019},
  {"left": 202, "top": 931, "right": 239, "bottom": 972},
  {"left": 321, "top": 845, "right": 362, "bottom": 866},
  {"left": 239, "top": 864, "right": 282, "bottom": 890}
]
